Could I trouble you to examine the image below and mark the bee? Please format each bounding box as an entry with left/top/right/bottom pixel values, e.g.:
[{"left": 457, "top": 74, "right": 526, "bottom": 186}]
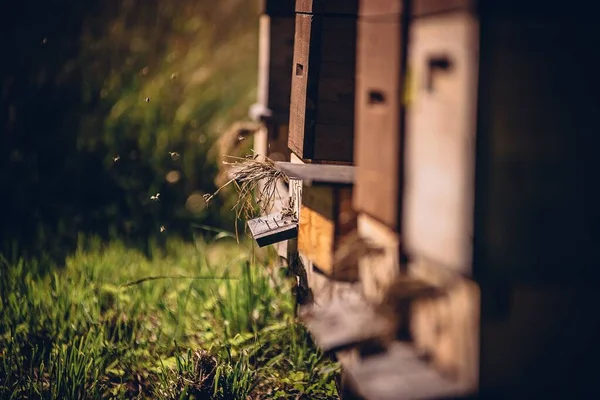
[
  {"left": 168, "top": 151, "right": 180, "bottom": 160},
  {"left": 150, "top": 193, "right": 160, "bottom": 201},
  {"left": 170, "top": 73, "right": 178, "bottom": 79},
  {"left": 144, "top": 97, "right": 151, "bottom": 103},
  {"left": 160, "top": 225, "right": 166, "bottom": 233},
  {"left": 113, "top": 155, "right": 120, "bottom": 162}
]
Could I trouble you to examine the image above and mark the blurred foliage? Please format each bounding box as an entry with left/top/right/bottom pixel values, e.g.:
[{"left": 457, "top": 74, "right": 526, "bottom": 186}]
[{"left": 0, "top": 0, "right": 259, "bottom": 260}]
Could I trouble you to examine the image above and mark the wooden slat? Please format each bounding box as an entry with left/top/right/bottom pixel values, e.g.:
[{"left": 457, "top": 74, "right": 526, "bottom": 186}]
[
  {"left": 296, "top": 0, "right": 359, "bottom": 15},
  {"left": 247, "top": 212, "right": 298, "bottom": 247},
  {"left": 288, "top": 13, "right": 315, "bottom": 159},
  {"left": 345, "top": 342, "right": 472, "bottom": 400},
  {"left": 275, "top": 162, "right": 354, "bottom": 185},
  {"left": 354, "top": 17, "right": 405, "bottom": 230}
]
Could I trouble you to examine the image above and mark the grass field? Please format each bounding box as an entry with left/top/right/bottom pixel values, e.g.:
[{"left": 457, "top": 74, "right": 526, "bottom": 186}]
[{"left": 0, "top": 233, "right": 339, "bottom": 399}]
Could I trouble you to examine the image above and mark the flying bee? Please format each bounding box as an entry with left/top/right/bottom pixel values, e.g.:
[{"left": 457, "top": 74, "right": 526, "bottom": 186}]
[
  {"left": 160, "top": 225, "right": 166, "bottom": 233},
  {"left": 150, "top": 193, "right": 160, "bottom": 201},
  {"left": 168, "top": 151, "right": 180, "bottom": 160},
  {"left": 144, "top": 97, "right": 151, "bottom": 103},
  {"left": 113, "top": 155, "right": 120, "bottom": 162}
]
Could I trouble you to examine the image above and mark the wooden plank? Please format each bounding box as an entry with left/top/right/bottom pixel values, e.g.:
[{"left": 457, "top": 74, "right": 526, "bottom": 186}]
[
  {"left": 275, "top": 162, "right": 354, "bottom": 185},
  {"left": 401, "top": 11, "right": 479, "bottom": 274},
  {"left": 299, "top": 297, "right": 394, "bottom": 352},
  {"left": 298, "top": 204, "right": 335, "bottom": 273},
  {"left": 247, "top": 212, "right": 298, "bottom": 247},
  {"left": 296, "top": 0, "right": 358, "bottom": 15},
  {"left": 354, "top": 17, "right": 405, "bottom": 230},
  {"left": 288, "top": 13, "right": 315, "bottom": 159},
  {"left": 345, "top": 342, "right": 472, "bottom": 400}
]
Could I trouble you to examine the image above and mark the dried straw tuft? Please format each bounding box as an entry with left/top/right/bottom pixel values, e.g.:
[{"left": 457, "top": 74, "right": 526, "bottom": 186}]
[{"left": 203, "top": 152, "right": 288, "bottom": 240}]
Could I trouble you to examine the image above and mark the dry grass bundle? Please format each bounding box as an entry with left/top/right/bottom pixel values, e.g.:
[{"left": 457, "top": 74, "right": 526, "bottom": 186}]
[{"left": 203, "top": 153, "right": 289, "bottom": 240}]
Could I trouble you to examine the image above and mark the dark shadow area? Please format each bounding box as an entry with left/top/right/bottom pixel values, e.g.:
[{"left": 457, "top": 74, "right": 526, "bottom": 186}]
[{"left": 0, "top": 0, "right": 258, "bottom": 265}]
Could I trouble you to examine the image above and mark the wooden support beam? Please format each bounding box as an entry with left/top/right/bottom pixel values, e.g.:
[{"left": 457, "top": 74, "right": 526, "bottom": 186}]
[{"left": 275, "top": 161, "right": 354, "bottom": 185}]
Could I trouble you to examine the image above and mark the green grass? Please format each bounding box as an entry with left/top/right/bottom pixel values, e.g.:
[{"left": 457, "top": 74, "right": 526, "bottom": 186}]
[{"left": 0, "top": 235, "right": 339, "bottom": 399}]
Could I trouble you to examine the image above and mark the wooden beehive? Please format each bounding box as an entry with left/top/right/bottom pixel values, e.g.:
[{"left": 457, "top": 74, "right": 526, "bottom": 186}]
[
  {"left": 287, "top": 0, "right": 358, "bottom": 163},
  {"left": 347, "top": 0, "right": 600, "bottom": 398}
]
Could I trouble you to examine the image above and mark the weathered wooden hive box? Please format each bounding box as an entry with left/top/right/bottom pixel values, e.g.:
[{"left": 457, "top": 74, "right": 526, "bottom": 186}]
[
  {"left": 288, "top": 0, "right": 358, "bottom": 163},
  {"left": 251, "top": 0, "right": 600, "bottom": 398}
]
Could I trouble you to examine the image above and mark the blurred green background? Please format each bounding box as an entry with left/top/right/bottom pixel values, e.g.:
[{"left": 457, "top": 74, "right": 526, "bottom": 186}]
[{"left": 1, "top": 0, "right": 259, "bottom": 261}]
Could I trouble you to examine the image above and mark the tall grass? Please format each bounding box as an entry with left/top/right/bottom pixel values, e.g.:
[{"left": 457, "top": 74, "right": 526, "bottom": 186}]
[{"left": 0, "top": 236, "right": 339, "bottom": 399}]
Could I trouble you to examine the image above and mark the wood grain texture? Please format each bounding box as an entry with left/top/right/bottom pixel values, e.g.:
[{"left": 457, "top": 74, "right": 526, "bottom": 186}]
[
  {"left": 298, "top": 204, "right": 335, "bottom": 273},
  {"left": 247, "top": 212, "right": 298, "bottom": 247},
  {"left": 354, "top": 18, "right": 404, "bottom": 230},
  {"left": 288, "top": 14, "right": 356, "bottom": 163},
  {"left": 288, "top": 13, "right": 314, "bottom": 159}
]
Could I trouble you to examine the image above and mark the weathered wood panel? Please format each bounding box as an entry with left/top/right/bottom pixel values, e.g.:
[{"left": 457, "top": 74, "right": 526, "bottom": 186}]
[
  {"left": 354, "top": 16, "right": 405, "bottom": 230},
  {"left": 275, "top": 161, "right": 354, "bottom": 185},
  {"left": 288, "top": 13, "right": 357, "bottom": 163},
  {"left": 247, "top": 212, "right": 298, "bottom": 247},
  {"left": 298, "top": 185, "right": 357, "bottom": 280},
  {"left": 401, "top": 11, "right": 479, "bottom": 274}
]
